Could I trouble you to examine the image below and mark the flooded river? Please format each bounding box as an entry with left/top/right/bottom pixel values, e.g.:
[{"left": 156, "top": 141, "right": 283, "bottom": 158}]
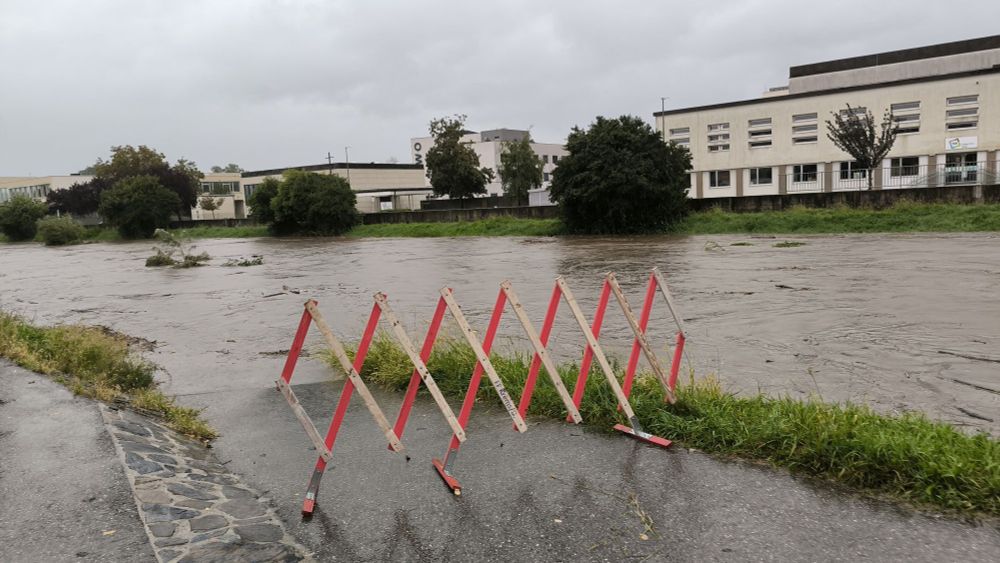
[{"left": 0, "top": 233, "right": 997, "bottom": 434}]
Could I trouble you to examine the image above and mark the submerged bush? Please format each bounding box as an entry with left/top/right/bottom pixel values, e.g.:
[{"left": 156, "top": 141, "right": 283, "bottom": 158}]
[
  {"left": 145, "top": 229, "right": 210, "bottom": 268},
  {"left": 37, "top": 215, "right": 86, "bottom": 246}
]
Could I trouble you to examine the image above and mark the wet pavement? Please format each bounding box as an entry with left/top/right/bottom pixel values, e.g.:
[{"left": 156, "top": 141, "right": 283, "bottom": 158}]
[{"left": 2, "top": 233, "right": 999, "bottom": 560}]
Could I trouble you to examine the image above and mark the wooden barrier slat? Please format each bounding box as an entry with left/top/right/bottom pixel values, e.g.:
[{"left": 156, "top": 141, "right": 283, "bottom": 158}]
[
  {"left": 555, "top": 277, "right": 638, "bottom": 422},
  {"left": 500, "top": 281, "right": 582, "bottom": 423},
  {"left": 305, "top": 301, "right": 405, "bottom": 452},
  {"left": 652, "top": 267, "right": 686, "bottom": 336},
  {"left": 373, "top": 294, "right": 468, "bottom": 443},
  {"left": 606, "top": 273, "right": 677, "bottom": 404},
  {"left": 276, "top": 378, "right": 334, "bottom": 463},
  {"left": 440, "top": 288, "right": 528, "bottom": 433}
]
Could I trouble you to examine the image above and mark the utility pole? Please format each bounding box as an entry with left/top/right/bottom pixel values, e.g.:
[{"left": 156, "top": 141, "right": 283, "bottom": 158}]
[
  {"left": 326, "top": 151, "right": 334, "bottom": 175},
  {"left": 344, "top": 146, "right": 351, "bottom": 184},
  {"left": 660, "top": 97, "right": 670, "bottom": 142}
]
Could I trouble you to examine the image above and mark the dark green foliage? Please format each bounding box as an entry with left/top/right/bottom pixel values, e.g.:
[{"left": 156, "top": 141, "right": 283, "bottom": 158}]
[
  {"left": 211, "top": 163, "right": 244, "bottom": 173},
  {"left": 498, "top": 134, "right": 543, "bottom": 206},
  {"left": 46, "top": 177, "right": 109, "bottom": 216},
  {"left": 98, "top": 176, "right": 181, "bottom": 239},
  {"left": 550, "top": 115, "right": 691, "bottom": 234},
  {"left": 425, "top": 115, "right": 494, "bottom": 199},
  {"left": 247, "top": 177, "right": 279, "bottom": 225},
  {"left": 0, "top": 195, "right": 48, "bottom": 241},
  {"left": 93, "top": 145, "right": 202, "bottom": 217},
  {"left": 36, "top": 215, "right": 86, "bottom": 246},
  {"left": 269, "top": 170, "right": 359, "bottom": 235},
  {"left": 335, "top": 336, "right": 1000, "bottom": 515}
]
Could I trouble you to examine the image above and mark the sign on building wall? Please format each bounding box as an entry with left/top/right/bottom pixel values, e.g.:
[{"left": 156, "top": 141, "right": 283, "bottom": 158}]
[{"left": 945, "top": 136, "right": 978, "bottom": 151}]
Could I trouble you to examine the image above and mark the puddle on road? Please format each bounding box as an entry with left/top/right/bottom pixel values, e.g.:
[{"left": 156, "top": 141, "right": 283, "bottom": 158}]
[{"left": 0, "top": 232, "right": 997, "bottom": 434}]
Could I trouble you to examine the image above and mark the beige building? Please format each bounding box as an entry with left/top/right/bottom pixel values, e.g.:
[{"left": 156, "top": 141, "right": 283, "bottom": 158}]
[
  {"left": 240, "top": 162, "right": 429, "bottom": 215},
  {"left": 410, "top": 128, "right": 567, "bottom": 198},
  {"left": 0, "top": 175, "right": 93, "bottom": 204},
  {"left": 655, "top": 35, "right": 1000, "bottom": 199}
]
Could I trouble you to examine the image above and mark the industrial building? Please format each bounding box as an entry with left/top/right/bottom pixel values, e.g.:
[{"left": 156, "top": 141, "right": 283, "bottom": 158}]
[
  {"left": 655, "top": 35, "right": 1000, "bottom": 199},
  {"left": 409, "top": 128, "right": 566, "bottom": 198}
]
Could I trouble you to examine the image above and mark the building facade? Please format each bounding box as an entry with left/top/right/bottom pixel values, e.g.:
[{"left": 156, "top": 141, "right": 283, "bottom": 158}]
[
  {"left": 409, "top": 128, "right": 566, "bottom": 198},
  {"left": 0, "top": 175, "right": 93, "bottom": 204},
  {"left": 655, "top": 35, "right": 1000, "bottom": 199}
]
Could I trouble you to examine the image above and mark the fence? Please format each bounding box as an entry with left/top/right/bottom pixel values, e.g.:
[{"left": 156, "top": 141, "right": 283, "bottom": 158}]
[
  {"left": 783, "top": 162, "right": 998, "bottom": 193},
  {"left": 274, "top": 268, "right": 686, "bottom": 515}
]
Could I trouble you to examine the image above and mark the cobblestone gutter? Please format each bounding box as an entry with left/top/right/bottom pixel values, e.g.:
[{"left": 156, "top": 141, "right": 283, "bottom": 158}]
[{"left": 100, "top": 405, "right": 311, "bottom": 562}]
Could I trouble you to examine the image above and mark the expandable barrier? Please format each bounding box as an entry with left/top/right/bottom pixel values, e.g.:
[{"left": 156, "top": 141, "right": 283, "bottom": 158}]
[{"left": 276, "top": 268, "right": 686, "bottom": 514}]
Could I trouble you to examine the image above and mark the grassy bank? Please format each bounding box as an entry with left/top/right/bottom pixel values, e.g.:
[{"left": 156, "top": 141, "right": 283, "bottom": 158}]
[
  {"left": 676, "top": 202, "right": 1000, "bottom": 235},
  {"left": 0, "top": 311, "right": 216, "bottom": 441},
  {"left": 324, "top": 336, "right": 999, "bottom": 516},
  {"left": 349, "top": 216, "right": 563, "bottom": 237}
]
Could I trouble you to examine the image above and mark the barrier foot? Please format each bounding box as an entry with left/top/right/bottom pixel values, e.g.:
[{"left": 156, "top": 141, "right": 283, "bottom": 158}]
[
  {"left": 613, "top": 424, "right": 672, "bottom": 448},
  {"left": 432, "top": 458, "right": 462, "bottom": 496},
  {"left": 301, "top": 468, "right": 324, "bottom": 517}
]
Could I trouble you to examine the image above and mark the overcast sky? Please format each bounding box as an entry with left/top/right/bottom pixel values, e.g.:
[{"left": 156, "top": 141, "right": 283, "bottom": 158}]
[{"left": 2, "top": 1, "right": 999, "bottom": 176}]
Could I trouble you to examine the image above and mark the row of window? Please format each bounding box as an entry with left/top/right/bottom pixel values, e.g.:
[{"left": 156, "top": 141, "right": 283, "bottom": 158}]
[
  {"left": 0, "top": 184, "right": 51, "bottom": 203},
  {"left": 201, "top": 182, "right": 239, "bottom": 195},
  {"left": 706, "top": 155, "right": 978, "bottom": 188},
  {"left": 670, "top": 95, "right": 980, "bottom": 152},
  {"left": 541, "top": 154, "right": 561, "bottom": 164}
]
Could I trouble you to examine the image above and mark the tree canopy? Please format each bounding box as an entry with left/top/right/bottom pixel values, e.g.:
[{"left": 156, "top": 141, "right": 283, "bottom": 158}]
[
  {"left": 98, "top": 175, "right": 181, "bottom": 239},
  {"left": 825, "top": 104, "right": 897, "bottom": 190},
  {"left": 498, "top": 134, "right": 543, "bottom": 206},
  {"left": 247, "top": 177, "right": 280, "bottom": 226},
  {"left": 211, "top": 163, "right": 244, "bottom": 173},
  {"left": 47, "top": 177, "right": 110, "bottom": 216},
  {"left": 260, "top": 171, "right": 359, "bottom": 235},
  {"left": 424, "top": 115, "right": 494, "bottom": 199},
  {"left": 549, "top": 115, "right": 691, "bottom": 234},
  {"left": 0, "top": 195, "right": 49, "bottom": 241}
]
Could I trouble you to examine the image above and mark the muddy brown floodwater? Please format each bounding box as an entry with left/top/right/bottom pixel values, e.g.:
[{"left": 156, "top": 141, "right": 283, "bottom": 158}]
[{"left": 1, "top": 233, "right": 998, "bottom": 434}]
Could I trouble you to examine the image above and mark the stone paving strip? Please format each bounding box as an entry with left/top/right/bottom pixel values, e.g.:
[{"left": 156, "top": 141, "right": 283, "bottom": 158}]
[{"left": 100, "top": 405, "right": 312, "bottom": 562}]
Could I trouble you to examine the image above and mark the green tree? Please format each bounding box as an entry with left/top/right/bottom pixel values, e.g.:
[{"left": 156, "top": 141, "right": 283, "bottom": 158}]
[
  {"left": 93, "top": 145, "right": 202, "bottom": 217},
  {"left": 211, "top": 163, "right": 244, "bottom": 173},
  {"left": 425, "top": 115, "right": 494, "bottom": 199},
  {"left": 0, "top": 195, "right": 49, "bottom": 241},
  {"left": 498, "top": 134, "right": 543, "bottom": 206},
  {"left": 247, "top": 177, "right": 280, "bottom": 225},
  {"left": 198, "top": 196, "right": 224, "bottom": 219},
  {"left": 268, "top": 171, "right": 359, "bottom": 235},
  {"left": 47, "top": 177, "right": 110, "bottom": 216},
  {"left": 825, "top": 104, "right": 897, "bottom": 190},
  {"left": 98, "top": 176, "right": 181, "bottom": 239},
  {"left": 549, "top": 115, "right": 691, "bottom": 234}
]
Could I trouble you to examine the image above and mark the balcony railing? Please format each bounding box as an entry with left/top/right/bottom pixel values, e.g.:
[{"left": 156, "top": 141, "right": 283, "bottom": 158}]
[{"left": 782, "top": 162, "right": 998, "bottom": 193}]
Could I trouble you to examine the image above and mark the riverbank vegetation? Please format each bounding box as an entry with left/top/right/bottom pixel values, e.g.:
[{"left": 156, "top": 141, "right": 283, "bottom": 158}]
[
  {"left": 0, "top": 311, "right": 216, "bottom": 441},
  {"left": 324, "top": 336, "right": 999, "bottom": 516}
]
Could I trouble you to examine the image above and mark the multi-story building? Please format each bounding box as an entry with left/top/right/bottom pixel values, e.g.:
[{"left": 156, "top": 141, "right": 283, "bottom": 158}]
[
  {"left": 655, "top": 35, "right": 1000, "bottom": 199},
  {"left": 409, "top": 128, "right": 566, "bottom": 197},
  {"left": 0, "top": 175, "right": 93, "bottom": 204}
]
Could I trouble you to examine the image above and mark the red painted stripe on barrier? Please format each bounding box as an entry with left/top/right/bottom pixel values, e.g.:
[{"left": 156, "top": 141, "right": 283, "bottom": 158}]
[
  {"left": 391, "top": 297, "right": 448, "bottom": 445},
  {"left": 668, "top": 332, "right": 685, "bottom": 392},
  {"left": 517, "top": 283, "right": 562, "bottom": 418},
  {"left": 280, "top": 304, "right": 314, "bottom": 384},
  {"left": 622, "top": 274, "right": 657, "bottom": 400},
  {"left": 568, "top": 281, "right": 611, "bottom": 418}
]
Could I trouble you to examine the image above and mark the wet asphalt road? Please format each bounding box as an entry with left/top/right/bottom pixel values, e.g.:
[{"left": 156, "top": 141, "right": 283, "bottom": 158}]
[
  {"left": 0, "top": 361, "right": 153, "bottom": 562},
  {"left": 187, "top": 379, "right": 1000, "bottom": 562}
]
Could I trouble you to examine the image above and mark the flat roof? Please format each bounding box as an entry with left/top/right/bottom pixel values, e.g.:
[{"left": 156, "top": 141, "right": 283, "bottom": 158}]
[
  {"left": 242, "top": 162, "right": 423, "bottom": 178},
  {"left": 790, "top": 34, "right": 1000, "bottom": 78},
  {"left": 654, "top": 66, "right": 1000, "bottom": 117}
]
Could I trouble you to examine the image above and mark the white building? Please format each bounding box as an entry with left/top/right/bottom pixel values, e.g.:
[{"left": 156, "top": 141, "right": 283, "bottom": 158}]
[
  {"left": 410, "top": 128, "right": 566, "bottom": 197},
  {"left": 0, "top": 175, "right": 93, "bottom": 204},
  {"left": 655, "top": 35, "right": 1000, "bottom": 198}
]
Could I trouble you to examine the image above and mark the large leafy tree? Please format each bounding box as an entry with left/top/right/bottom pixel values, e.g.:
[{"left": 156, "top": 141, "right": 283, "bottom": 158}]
[
  {"left": 47, "top": 177, "right": 110, "bottom": 216},
  {"left": 498, "top": 134, "right": 543, "bottom": 206},
  {"left": 98, "top": 175, "right": 181, "bottom": 239},
  {"left": 549, "top": 115, "right": 691, "bottom": 234},
  {"left": 0, "top": 195, "right": 49, "bottom": 241},
  {"left": 93, "top": 145, "right": 202, "bottom": 217},
  {"left": 825, "top": 104, "right": 897, "bottom": 190},
  {"left": 247, "top": 177, "right": 280, "bottom": 226},
  {"left": 268, "top": 170, "right": 359, "bottom": 235},
  {"left": 424, "top": 115, "right": 494, "bottom": 199}
]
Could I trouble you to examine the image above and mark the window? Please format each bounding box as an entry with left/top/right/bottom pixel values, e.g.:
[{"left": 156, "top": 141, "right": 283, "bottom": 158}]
[
  {"left": 707, "top": 123, "right": 730, "bottom": 152},
  {"left": 201, "top": 183, "right": 211, "bottom": 193},
  {"left": 747, "top": 117, "right": 772, "bottom": 149},
  {"left": 792, "top": 113, "right": 818, "bottom": 122},
  {"left": 891, "top": 101, "right": 919, "bottom": 112},
  {"left": 669, "top": 127, "right": 689, "bottom": 136},
  {"left": 708, "top": 170, "right": 731, "bottom": 188},
  {"left": 792, "top": 124, "right": 817, "bottom": 133},
  {"left": 552, "top": 155, "right": 559, "bottom": 164},
  {"left": 946, "top": 95, "right": 979, "bottom": 130},
  {"left": 707, "top": 123, "right": 729, "bottom": 132},
  {"left": 839, "top": 161, "right": 867, "bottom": 180},
  {"left": 793, "top": 136, "right": 818, "bottom": 144},
  {"left": 707, "top": 144, "right": 730, "bottom": 152},
  {"left": 668, "top": 126, "right": 690, "bottom": 146},
  {"left": 891, "top": 101, "right": 921, "bottom": 134},
  {"left": 791, "top": 113, "right": 818, "bottom": 144},
  {"left": 749, "top": 168, "right": 772, "bottom": 185},
  {"left": 542, "top": 155, "right": 549, "bottom": 164},
  {"left": 543, "top": 172, "right": 550, "bottom": 182},
  {"left": 793, "top": 164, "right": 817, "bottom": 183},
  {"left": 748, "top": 117, "right": 771, "bottom": 127},
  {"left": 839, "top": 106, "right": 867, "bottom": 118},
  {"left": 944, "top": 152, "right": 979, "bottom": 184},
  {"left": 749, "top": 140, "right": 772, "bottom": 148},
  {"left": 890, "top": 157, "right": 919, "bottom": 177}
]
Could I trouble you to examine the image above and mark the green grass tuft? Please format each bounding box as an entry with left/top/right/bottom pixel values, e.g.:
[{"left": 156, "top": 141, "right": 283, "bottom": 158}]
[
  {"left": 324, "top": 334, "right": 1000, "bottom": 516},
  {"left": 0, "top": 310, "right": 216, "bottom": 441}
]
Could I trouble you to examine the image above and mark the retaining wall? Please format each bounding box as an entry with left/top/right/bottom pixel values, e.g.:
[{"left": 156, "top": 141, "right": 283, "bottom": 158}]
[{"left": 690, "top": 184, "right": 1000, "bottom": 212}]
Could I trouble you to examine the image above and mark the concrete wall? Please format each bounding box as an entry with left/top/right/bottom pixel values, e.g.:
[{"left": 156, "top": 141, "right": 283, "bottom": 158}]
[
  {"left": 360, "top": 205, "right": 559, "bottom": 225},
  {"left": 688, "top": 184, "right": 1000, "bottom": 212}
]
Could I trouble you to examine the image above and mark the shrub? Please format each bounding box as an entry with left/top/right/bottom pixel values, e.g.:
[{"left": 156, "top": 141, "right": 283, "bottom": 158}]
[
  {"left": 550, "top": 115, "right": 691, "bottom": 234},
  {"left": 145, "top": 229, "right": 210, "bottom": 267},
  {"left": 98, "top": 175, "right": 181, "bottom": 239},
  {"left": 0, "top": 195, "right": 48, "bottom": 241},
  {"left": 37, "top": 215, "right": 86, "bottom": 246}
]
